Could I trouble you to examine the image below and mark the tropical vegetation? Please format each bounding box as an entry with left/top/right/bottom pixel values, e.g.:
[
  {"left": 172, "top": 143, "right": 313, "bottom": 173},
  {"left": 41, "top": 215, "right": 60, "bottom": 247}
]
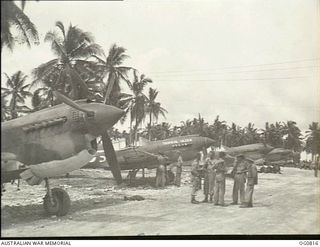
[{"left": 1, "top": 5, "right": 319, "bottom": 163}]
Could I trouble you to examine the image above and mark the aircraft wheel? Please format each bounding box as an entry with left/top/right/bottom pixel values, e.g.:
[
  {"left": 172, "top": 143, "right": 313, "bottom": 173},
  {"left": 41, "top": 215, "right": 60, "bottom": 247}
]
[{"left": 43, "top": 188, "right": 70, "bottom": 216}]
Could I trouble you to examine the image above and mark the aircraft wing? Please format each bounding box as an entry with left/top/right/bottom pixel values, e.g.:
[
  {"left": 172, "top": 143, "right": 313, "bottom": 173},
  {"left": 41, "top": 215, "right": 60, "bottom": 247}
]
[
  {"left": 86, "top": 147, "right": 166, "bottom": 170},
  {"left": 1, "top": 150, "right": 95, "bottom": 185}
]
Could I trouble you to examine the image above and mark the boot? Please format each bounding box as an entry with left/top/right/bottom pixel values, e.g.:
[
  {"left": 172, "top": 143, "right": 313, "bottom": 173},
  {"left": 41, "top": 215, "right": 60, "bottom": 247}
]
[
  {"left": 209, "top": 195, "right": 213, "bottom": 203},
  {"left": 240, "top": 203, "right": 252, "bottom": 208},
  {"left": 230, "top": 201, "right": 238, "bottom": 205},
  {"left": 202, "top": 195, "right": 208, "bottom": 203},
  {"left": 191, "top": 195, "right": 200, "bottom": 204}
]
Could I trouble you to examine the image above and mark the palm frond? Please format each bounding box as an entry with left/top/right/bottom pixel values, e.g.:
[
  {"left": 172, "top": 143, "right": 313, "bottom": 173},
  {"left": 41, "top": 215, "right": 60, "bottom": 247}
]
[
  {"left": 55, "top": 21, "right": 65, "bottom": 39},
  {"left": 72, "top": 43, "right": 102, "bottom": 58},
  {"left": 31, "top": 59, "right": 59, "bottom": 86},
  {"left": 13, "top": 3, "right": 39, "bottom": 45}
]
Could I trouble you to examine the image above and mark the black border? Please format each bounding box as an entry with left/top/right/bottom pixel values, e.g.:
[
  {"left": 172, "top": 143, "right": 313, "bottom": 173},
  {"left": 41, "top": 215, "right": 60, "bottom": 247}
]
[{"left": 1, "top": 235, "right": 320, "bottom": 240}]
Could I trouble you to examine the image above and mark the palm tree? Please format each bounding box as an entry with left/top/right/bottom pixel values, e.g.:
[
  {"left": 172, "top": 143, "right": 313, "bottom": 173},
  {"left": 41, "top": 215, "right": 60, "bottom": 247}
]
[
  {"left": 145, "top": 88, "right": 168, "bottom": 140},
  {"left": 129, "top": 70, "right": 152, "bottom": 144},
  {"left": 143, "top": 122, "right": 172, "bottom": 140},
  {"left": 1, "top": 95, "right": 11, "bottom": 121},
  {"left": 263, "top": 122, "right": 285, "bottom": 148},
  {"left": 243, "top": 122, "right": 261, "bottom": 144},
  {"left": 283, "top": 121, "right": 303, "bottom": 152},
  {"left": 31, "top": 87, "right": 55, "bottom": 111},
  {"left": 180, "top": 119, "right": 193, "bottom": 135},
  {"left": 305, "top": 122, "right": 320, "bottom": 161},
  {"left": 91, "top": 44, "right": 133, "bottom": 105},
  {"left": 2, "top": 71, "right": 33, "bottom": 119},
  {"left": 1, "top": 1, "right": 39, "bottom": 51},
  {"left": 209, "top": 115, "right": 227, "bottom": 147},
  {"left": 32, "top": 21, "right": 102, "bottom": 99}
]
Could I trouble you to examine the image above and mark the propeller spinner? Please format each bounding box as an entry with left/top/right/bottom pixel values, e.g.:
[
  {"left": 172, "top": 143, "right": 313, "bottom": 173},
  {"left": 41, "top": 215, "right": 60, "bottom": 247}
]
[{"left": 54, "top": 91, "right": 124, "bottom": 184}]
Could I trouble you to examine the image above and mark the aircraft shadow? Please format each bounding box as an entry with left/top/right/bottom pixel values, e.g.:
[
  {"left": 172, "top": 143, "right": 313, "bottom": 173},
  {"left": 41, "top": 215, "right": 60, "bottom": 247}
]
[{"left": 1, "top": 197, "right": 125, "bottom": 228}]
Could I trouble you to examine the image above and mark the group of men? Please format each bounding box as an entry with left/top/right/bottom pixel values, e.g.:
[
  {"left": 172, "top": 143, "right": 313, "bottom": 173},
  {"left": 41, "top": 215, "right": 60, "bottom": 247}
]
[
  {"left": 155, "top": 153, "right": 183, "bottom": 188},
  {"left": 191, "top": 151, "right": 258, "bottom": 208}
]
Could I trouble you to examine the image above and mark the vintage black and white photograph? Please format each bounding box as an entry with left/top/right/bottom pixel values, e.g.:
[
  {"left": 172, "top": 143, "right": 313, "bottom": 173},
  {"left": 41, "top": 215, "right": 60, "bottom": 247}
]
[{"left": 1, "top": 0, "right": 319, "bottom": 238}]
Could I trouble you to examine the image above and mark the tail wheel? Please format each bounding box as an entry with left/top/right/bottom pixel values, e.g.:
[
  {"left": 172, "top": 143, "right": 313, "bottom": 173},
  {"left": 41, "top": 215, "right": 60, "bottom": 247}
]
[{"left": 43, "top": 188, "right": 71, "bottom": 216}]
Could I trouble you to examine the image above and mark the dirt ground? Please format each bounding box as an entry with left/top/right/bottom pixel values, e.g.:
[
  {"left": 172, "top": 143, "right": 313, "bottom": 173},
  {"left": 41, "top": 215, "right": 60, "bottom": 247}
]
[{"left": 1, "top": 167, "right": 319, "bottom": 237}]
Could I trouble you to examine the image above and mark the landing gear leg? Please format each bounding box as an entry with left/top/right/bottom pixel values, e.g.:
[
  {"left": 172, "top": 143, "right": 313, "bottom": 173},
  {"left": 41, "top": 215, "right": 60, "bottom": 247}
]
[{"left": 43, "top": 178, "right": 71, "bottom": 216}]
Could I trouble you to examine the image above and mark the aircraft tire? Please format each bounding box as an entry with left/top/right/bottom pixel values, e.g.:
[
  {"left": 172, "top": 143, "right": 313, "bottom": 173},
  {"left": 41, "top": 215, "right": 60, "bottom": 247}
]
[{"left": 43, "top": 188, "right": 71, "bottom": 216}]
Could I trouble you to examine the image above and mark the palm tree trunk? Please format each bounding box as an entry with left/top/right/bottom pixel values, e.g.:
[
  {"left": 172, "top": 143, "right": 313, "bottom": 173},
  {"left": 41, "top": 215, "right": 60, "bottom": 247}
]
[
  {"left": 10, "top": 94, "right": 18, "bottom": 119},
  {"left": 129, "top": 107, "right": 133, "bottom": 145},
  {"left": 104, "top": 72, "right": 116, "bottom": 105},
  {"left": 149, "top": 112, "right": 152, "bottom": 141},
  {"left": 134, "top": 116, "right": 138, "bottom": 145},
  {"left": 312, "top": 154, "right": 315, "bottom": 162}
]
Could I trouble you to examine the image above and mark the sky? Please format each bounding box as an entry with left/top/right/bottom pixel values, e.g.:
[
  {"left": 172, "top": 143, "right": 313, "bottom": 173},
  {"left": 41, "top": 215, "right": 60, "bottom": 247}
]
[{"left": 2, "top": 0, "right": 320, "bottom": 133}]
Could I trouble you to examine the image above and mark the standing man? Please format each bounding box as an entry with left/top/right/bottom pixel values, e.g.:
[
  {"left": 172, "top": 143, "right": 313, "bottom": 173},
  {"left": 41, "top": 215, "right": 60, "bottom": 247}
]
[
  {"left": 191, "top": 152, "right": 202, "bottom": 204},
  {"left": 240, "top": 160, "right": 258, "bottom": 208},
  {"left": 203, "top": 151, "right": 216, "bottom": 203},
  {"left": 231, "top": 154, "right": 248, "bottom": 205},
  {"left": 175, "top": 152, "right": 183, "bottom": 187},
  {"left": 155, "top": 164, "right": 166, "bottom": 188},
  {"left": 213, "top": 152, "right": 227, "bottom": 206},
  {"left": 155, "top": 154, "right": 167, "bottom": 188}
]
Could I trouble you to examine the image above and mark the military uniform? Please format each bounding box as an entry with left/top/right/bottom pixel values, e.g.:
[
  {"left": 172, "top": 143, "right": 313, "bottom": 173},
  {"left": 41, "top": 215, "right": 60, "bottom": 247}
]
[
  {"left": 241, "top": 162, "right": 258, "bottom": 208},
  {"left": 232, "top": 159, "right": 248, "bottom": 204},
  {"left": 155, "top": 164, "right": 166, "bottom": 188},
  {"left": 191, "top": 158, "right": 201, "bottom": 203},
  {"left": 175, "top": 155, "right": 183, "bottom": 187},
  {"left": 203, "top": 157, "right": 216, "bottom": 202},
  {"left": 213, "top": 158, "right": 226, "bottom": 205}
]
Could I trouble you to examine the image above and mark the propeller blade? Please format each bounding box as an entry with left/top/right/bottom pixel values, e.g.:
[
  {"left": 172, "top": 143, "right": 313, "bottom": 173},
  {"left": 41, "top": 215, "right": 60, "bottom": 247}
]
[
  {"left": 101, "top": 132, "right": 122, "bottom": 184},
  {"left": 53, "top": 91, "right": 94, "bottom": 117}
]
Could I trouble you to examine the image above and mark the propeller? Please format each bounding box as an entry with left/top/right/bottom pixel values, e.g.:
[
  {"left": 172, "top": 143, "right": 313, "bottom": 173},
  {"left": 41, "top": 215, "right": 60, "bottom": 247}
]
[
  {"left": 101, "top": 131, "right": 123, "bottom": 184},
  {"left": 53, "top": 91, "right": 94, "bottom": 117},
  {"left": 53, "top": 90, "right": 124, "bottom": 184}
]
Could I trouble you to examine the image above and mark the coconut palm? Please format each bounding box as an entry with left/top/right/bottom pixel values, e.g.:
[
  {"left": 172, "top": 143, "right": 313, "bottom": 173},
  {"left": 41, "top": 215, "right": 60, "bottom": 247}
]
[
  {"left": 142, "top": 122, "right": 172, "bottom": 141},
  {"left": 145, "top": 88, "right": 168, "bottom": 140},
  {"left": 243, "top": 122, "right": 261, "bottom": 144},
  {"left": 180, "top": 119, "right": 193, "bottom": 135},
  {"left": 129, "top": 70, "right": 152, "bottom": 144},
  {"left": 91, "top": 44, "right": 133, "bottom": 105},
  {"left": 1, "top": 96, "right": 11, "bottom": 121},
  {"left": 283, "top": 121, "right": 303, "bottom": 152},
  {"left": 305, "top": 122, "right": 320, "bottom": 161},
  {"left": 31, "top": 87, "right": 55, "bottom": 111},
  {"left": 2, "top": 71, "right": 33, "bottom": 119},
  {"left": 208, "top": 115, "right": 227, "bottom": 147},
  {"left": 1, "top": 1, "right": 39, "bottom": 51},
  {"left": 263, "top": 122, "right": 285, "bottom": 148},
  {"left": 32, "top": 21, "right": 102, "bottom": 99}
]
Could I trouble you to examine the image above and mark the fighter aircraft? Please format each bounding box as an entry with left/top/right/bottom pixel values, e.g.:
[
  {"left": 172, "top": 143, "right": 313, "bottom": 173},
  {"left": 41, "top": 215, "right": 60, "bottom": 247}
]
[
  {"left": 87, "top": 135, "right": 215, "bottom": 172},
  {"left": 221, "top": 143, "right": 294, "bottom": 166},
  {"left": 1, "top": 91, "right": 124, "bottom": 216}
]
